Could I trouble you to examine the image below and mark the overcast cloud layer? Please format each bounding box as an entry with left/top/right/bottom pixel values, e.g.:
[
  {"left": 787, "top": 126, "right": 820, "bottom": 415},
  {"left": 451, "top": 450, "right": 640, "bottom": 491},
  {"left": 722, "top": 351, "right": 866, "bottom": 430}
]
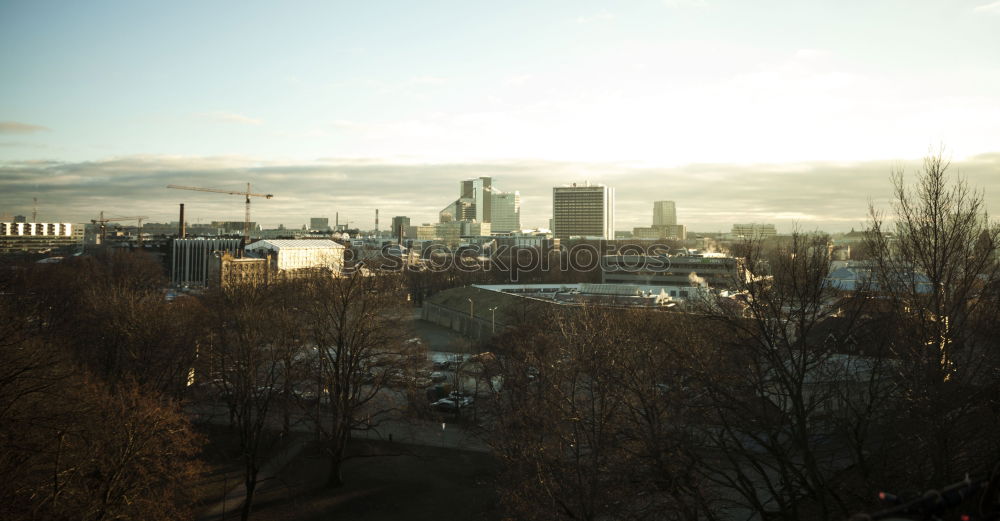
[
  {"left": 2, "top": 153, "right": 997, "bottom": 233},
  {"left": 2, "top": 2, "right": 999, "bottom": 232}
]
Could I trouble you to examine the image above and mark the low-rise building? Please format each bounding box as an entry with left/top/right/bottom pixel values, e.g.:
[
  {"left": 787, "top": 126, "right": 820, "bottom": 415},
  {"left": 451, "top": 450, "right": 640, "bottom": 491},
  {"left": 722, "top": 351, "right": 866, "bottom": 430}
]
[
  {"left": 730, "top": 223, "right": 777, "bottom": 239},
  {"left": 0, "top": 222, "right": 84, "bottom": 253},
  {"left": 209, "top": 252, "right": 270, "bottom": 288},
  {"left": 244, "top": 239, "right": 346, "bottom": 275},
  {"left": 601, "top": 254, "right": 739, "bottom": 288}
]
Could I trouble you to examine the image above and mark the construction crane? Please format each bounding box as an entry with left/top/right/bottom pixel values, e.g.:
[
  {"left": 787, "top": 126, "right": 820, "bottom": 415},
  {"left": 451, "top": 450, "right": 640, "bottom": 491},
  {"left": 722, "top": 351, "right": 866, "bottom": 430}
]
[
  {"left": 166, "top": 183, "right": 274, "bottom": 240},
  {"left": 91, "top": 212, "right": 149, "bottom": 246}
]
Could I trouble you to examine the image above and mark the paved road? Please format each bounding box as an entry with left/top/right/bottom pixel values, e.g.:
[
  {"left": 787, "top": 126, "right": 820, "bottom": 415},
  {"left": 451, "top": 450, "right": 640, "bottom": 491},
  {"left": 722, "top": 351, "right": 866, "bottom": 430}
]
[
  {"left": 188, "top": 401, "right": 489, "bottom": 452},
  {"left": 411, "top": 312, "right": 474, "bottom": 354}
]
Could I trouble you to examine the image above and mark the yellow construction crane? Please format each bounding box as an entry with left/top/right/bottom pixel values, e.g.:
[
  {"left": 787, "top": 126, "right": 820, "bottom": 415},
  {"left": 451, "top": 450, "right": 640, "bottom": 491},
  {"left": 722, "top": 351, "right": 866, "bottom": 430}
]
[
  {"left": 91, "top": 212, "right": 149, "bottom": 246},
  {"left": 166, "top": 183, "right": 273, "bottom": 240}
]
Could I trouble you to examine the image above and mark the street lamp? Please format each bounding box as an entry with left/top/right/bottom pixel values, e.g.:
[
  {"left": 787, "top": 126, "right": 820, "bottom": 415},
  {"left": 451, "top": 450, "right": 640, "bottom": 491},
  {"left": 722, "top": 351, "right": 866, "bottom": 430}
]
[
  {"left": 467, "top": 297, "right": 474, "bottom": 318},
  {"left": 489, "top": 306, "right": 498, "bottom": 333}
]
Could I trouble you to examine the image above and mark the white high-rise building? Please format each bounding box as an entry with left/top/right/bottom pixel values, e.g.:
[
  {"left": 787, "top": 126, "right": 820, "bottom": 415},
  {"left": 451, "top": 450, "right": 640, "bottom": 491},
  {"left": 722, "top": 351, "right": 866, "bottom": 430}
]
[
  {"left": 490, "top": 191, "right": 521, "bottom": 233},
  {"left": 653, "top": 201, "right": 676, "bottom": 227},
  {"left": 552, "top": 182, "right": 615, "bottom": 240}
]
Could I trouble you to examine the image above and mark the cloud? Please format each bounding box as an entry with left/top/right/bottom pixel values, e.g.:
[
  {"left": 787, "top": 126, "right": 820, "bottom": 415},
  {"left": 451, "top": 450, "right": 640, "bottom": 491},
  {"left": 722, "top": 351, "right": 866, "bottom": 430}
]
[
  {"left": 197, "top": 112, "right": 263, "bottom": 126},
  {"left": 974, "top": 1, "right": 1000, "bottom": 13},
  {"left": 0, "top": 121, "right": 50, "bottom": 134},
  {"left": 2, "top": 153, "right": 998, "bottom": 232},
  {"left": 0, "top": 141, "right": 47, "bottom": 149}
]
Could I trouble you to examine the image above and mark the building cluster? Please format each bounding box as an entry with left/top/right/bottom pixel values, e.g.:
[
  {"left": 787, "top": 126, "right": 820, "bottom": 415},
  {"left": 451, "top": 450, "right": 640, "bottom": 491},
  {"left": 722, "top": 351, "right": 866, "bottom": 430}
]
[
  {"left": 387, "top": 177, "right": 523, "bottom": 246},
  {"left": 173, "top": 238, "right": 347, "bottom": 288},
  {"left": 631, "top": 200, "right": 687, "bottom": 240}
]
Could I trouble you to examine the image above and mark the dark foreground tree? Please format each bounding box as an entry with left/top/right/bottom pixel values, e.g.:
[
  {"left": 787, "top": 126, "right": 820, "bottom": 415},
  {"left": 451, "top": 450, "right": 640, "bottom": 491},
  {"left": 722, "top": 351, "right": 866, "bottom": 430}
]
[
  {"left": 296, "top": 271, "right": 424, "bottom": 487},
  {"left": 687, "top": 232, "right": 897, "bottom": 520},
  {"left": 482, "top": 305, "right": 719, "bottom": 521},
  {"left": 204, "top": 282, "right": 284, "bottom": 521},
  {"left": 1, "top": 256, "right": 203, "bottom": 521},
  {"left": 865, "top": 152, "right": 1000, "bottom": 490}
]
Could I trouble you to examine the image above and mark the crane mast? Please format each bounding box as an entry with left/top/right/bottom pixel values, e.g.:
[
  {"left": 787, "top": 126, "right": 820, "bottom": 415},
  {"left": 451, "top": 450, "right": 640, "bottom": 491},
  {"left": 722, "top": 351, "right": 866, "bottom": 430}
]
[
  {"left": 166, "top": 183, "right": 274, "bottom": 241},
  {"left": 92, "top": 212, "right": 149, "bottom": 246}
]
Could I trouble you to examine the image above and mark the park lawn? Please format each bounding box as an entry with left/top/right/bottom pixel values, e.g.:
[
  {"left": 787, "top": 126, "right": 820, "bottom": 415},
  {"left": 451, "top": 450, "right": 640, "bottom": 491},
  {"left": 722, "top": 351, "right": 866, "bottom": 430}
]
[{"left": 246, "top": 439, "right": 501, "bottom": 521}]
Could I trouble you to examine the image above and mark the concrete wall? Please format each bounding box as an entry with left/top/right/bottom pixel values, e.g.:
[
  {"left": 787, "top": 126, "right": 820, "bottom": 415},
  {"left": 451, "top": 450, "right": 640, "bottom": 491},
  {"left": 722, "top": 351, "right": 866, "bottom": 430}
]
[{"left": 422, "top": 302, "right": 501, "bottom": 341}]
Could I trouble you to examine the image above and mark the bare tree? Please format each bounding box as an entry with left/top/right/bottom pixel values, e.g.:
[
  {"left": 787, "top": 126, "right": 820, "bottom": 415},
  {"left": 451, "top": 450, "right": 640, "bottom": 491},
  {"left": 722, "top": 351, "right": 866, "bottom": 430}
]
[
  {"left": 205, "top": 283, "right": 283, "bottom": 521},
  {"left": 686, "top": 232, "right": 895, "bottom": 521},
  {"left": 295, "top": 271, "right": 423, "bottom": 487},
  {"left": 865, "top": 152, "right": 1000, "bottom": 488},
  {"left": 481, "top": 305, "right": 718, "bottom": 521}
]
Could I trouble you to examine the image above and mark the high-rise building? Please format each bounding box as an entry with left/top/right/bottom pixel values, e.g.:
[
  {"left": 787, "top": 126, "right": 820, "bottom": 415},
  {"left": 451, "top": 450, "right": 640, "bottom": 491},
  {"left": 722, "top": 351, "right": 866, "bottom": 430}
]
[
  {"left": 460, "top": 179, "right": 475, "bottom": 199},
  {"left": 391, "top": 216, "right": 411, "bottom": 238},
  {"left": 310, "top": 217, "right": 330, "bottom": 231},
  {"left": 653, "top": 201, "right": 677, "bottom": 227},
  {"left": 473, "top": 177, "right": 492, "bottom": 223},
  {"left": 552, "top": 182, "right": 615, "bottom": 240},
  {"left": 490, "top": 191, "right": 521, "bottom": 233},
  {"left": 439, "top": 198, "right": 475, "bottom": 222}
]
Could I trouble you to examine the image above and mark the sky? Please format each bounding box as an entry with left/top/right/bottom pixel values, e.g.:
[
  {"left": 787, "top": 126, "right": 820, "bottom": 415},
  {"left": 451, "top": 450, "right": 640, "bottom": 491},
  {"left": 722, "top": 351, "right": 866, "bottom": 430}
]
[{"left": 1, "top": 0, "right": 999, "bottom": 232}]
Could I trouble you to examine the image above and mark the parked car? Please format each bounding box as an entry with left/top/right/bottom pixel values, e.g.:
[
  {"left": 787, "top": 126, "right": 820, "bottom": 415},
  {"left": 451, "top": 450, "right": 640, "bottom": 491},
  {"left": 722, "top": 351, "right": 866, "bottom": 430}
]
[{"left": 430, "top": 395, "right": 473, "bottom": 412}]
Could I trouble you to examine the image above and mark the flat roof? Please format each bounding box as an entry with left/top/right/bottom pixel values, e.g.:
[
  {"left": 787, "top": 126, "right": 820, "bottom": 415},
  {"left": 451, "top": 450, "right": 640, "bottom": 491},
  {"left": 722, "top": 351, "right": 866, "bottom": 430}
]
[{"left": 246, "top": 239, "right": 345, "bottom": 250}]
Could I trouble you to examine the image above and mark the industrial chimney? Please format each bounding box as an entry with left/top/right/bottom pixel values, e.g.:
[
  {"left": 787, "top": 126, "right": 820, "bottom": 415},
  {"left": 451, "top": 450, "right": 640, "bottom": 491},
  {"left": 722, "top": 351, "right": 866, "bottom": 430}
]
[{"left": 179, "top": 203, "right": 186, "bottom": 238}]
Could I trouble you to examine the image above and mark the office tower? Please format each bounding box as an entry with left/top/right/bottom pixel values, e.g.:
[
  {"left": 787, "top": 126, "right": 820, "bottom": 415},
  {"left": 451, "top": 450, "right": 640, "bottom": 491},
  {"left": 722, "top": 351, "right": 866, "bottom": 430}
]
[
  {"left": 552, "top": 182, "right": 615, "bottom": 240},
  {"left": 310, "top": 217, "right": 330, "bottom": 231},
  {"left": 460, "top": 179, "right": 475, "bottom": 199},
  {"left": 653, "top": 201, "right": 677, "bottom": 227},
  {"left": 391, "top": 216, "right": 411, "bottom": 238},
  {"left": 473, "top": 177, "right": 492, "bottom": 223},
  {"left": 439, "top": 198, "right": 475, "bottom": 222},
  {"left": 490, "top": 191, "right": 521, "bottom": 233},
  {"left": 441, "top": 176, "right": 497, "bottom": 224}
]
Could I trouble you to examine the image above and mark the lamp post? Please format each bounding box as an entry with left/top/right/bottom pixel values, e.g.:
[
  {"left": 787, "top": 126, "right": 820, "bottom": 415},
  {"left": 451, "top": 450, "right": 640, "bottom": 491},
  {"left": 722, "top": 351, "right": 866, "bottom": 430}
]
[
  {"left": 467, "top": 297, "right": 474, "bottom": 318},
  {"left": 489, "top": 306, "right": 498, "bottom": 333}
]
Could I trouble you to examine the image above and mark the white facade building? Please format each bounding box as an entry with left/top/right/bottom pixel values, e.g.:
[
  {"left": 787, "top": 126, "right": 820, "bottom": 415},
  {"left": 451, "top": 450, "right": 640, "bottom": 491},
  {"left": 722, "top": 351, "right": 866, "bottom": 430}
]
[
  {"left": 0, "top": 222, "right": 84, "bottom": 253},
  {"left": 245, "top": 239, "right": 345, "bottom": 274}
]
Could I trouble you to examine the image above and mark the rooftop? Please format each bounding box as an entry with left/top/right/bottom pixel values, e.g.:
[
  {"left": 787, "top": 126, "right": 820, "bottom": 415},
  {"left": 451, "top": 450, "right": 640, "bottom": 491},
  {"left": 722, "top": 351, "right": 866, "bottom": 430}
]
[{"left": 246, "top": 239, "right": 345, "bottom": 250}]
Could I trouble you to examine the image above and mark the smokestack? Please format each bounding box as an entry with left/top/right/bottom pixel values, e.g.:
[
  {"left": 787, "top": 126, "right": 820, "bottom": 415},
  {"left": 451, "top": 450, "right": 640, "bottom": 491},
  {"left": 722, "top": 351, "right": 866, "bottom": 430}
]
[
  {"left": 375, "top": 209, "right": 379, "bottom": 236},
  {"left": 336, "top": 212, "right": 339, "bottom": 229},
  {"left": 179, "top": 203, "right": 186, "bottom": 238}
]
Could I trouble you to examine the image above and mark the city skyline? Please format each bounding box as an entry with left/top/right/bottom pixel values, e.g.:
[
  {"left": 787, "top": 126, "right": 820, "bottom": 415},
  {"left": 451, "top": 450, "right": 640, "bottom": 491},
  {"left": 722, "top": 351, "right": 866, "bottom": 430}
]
[
  {"left": 2, "top": 1, "right": 999, "bottom": 231},
  {"left": 2, "top": 154, "right": 998, "bottom": 233}
]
